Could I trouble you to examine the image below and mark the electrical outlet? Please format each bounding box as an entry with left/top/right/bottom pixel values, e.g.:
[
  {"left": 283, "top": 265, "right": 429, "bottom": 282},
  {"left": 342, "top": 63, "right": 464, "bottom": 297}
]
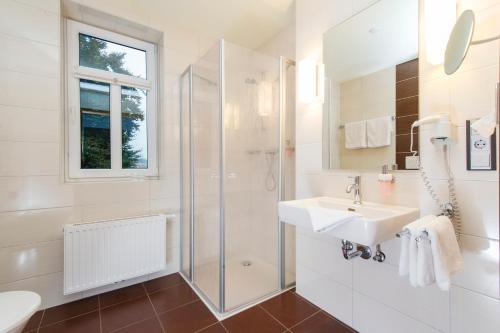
[{"left": 466, "top": 119, "right": 497, "bottom": 171}]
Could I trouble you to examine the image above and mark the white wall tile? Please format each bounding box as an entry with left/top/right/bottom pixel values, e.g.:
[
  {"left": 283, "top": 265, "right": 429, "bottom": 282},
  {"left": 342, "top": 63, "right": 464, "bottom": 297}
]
[
  {"left": 353, "top": 260, "right": 450, "bottom": 332},
  {"left": 0, "top": 272, "right": 82, "bottom": 309},
  {"left": 352, "top": 0, "right": 380, "bottom": 13},
  {"left": 0, "top": 0, "right": 59, "bottom": 45},
  {"left": 0, "top": 142, "right": 59, "bottom": 176},
  {"left": 0, "top": 69, "right": 59, "bottom": 110},
  {"left": 450, "top": 65, "right": 499, "bottom": 125},
  {"left": 0, "top": 176, "right": 75, "bottom": 212},
  {"left": 13, "top": 0, "right": 60, "bottom": 14},
  {"left": 353, "top": 292, "right": 443, "bottom": 333},
  {"left": 81, "top": 200, "right": 150, "bottom": 223},
  {"left": 0, "top": 240, "right": 63, "bottom": 285},
  {"left": 296, "top": 265, "right": 353, "bottom": 326},
  {"left": 419, "top": 178, "right": 499, "bottom": 240},
  {"left": 74, "top": 180, "right": 150, "bottom": 206},
  {"left": 296, "top": 229, "right": 353, "bottom": 287},
  {"left": 0, "top": 106, "right": 60, "bottom": 143},
  {"left": 0, "top": 207, "right": 81, "bottom": 247},
  {"left": 453, "top": 235, "right": 499, "bottom": 299},
  {"left": 0, "top": 33, "right": 60, "bottom": 78},
  {"left": 451, "top": 286, "right": 500, "bottom": 333}
]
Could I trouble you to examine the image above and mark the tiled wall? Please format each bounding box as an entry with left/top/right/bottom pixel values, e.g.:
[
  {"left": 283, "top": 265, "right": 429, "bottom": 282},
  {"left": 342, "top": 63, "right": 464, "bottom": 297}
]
[
  {"left": 395, "top": 58, "right": 419, "bottom": 169},
  {"left": 0, "top": 0, "right": 211, "bottom": 309},
  {"left": 295, "top": 0, "right": 499, "bottom": 332}
]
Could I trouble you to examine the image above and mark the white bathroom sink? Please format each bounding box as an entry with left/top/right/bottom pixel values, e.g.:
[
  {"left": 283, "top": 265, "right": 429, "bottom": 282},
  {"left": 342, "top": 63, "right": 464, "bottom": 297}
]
[{"left": 278, "top": 197, "right": 419, "bottom": 246}]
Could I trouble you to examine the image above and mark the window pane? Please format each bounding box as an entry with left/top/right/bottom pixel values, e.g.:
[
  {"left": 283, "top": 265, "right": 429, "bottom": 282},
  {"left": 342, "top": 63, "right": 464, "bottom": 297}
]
[
  {"left": 79, "top": 33, "right": 147, "bottom": 79},
  {"left": 121, "top": 86, "right": 148, "bottom": 169},
  {"left": 80, "top": 79, "right": 111, "bottom": 169}
]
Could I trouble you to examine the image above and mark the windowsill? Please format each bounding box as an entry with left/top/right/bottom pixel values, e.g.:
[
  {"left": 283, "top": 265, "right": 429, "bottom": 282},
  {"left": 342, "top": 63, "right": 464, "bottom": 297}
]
[{"left": 64, "top": 175, "right": 160, "bottom": 183}]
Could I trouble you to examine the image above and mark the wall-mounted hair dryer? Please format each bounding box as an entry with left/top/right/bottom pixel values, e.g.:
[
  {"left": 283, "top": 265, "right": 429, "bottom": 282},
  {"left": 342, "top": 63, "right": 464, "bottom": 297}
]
[{"left": 410, "top": 113, "right": 452, "bottom": 156}]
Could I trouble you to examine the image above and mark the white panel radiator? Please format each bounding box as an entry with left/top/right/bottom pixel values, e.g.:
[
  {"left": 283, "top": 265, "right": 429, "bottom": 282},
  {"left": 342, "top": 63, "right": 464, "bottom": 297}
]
[{"left": 64, "top": 214, "right": 169, "bottom": 295}]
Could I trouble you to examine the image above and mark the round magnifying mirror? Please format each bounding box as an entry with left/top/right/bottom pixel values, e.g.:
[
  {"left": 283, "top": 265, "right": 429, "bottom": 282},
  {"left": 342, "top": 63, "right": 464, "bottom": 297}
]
[{"left": 444, "top": 10, "right": 475, "bottom": 75}]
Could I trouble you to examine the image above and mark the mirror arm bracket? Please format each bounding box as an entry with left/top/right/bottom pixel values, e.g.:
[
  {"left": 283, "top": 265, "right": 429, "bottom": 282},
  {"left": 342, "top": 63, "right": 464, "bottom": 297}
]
[{"left": 470, "top": 34, "right": 500, "bottom": 45}]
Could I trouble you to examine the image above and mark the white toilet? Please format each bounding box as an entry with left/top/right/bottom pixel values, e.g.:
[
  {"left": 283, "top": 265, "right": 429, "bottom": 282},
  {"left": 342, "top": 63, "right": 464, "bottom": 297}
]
[{"left": 0, "top": 291, "right": 41, "bottom": 333}]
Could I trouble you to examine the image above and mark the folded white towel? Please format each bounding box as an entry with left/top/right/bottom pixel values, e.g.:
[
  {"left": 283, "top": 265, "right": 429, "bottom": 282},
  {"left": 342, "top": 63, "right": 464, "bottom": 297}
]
[
  {"left": 422, "top": 215, "right": 463, "bottom": 291},
  {"left": 398, "top": 215, "right": 436, "bottom": 284},
  {"left": 367, "top": 116, "right": 392, "bottom": 148},
  {"left": 307, "top": 207, "right": 360, "bottom": 233},
  {"left": 345, "top": 121, "right": 367, "bottom": 149},
  {"left": 417, "top": 236, "right": 436, "bottom": 287}
]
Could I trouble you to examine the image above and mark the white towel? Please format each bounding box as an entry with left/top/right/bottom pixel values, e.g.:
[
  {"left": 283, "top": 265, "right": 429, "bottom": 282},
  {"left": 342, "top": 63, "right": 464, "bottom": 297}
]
[
  {"left": 367, "top": 116, "right": 392, "bottom": 148},
  {"left": 417, "top": 236, "right": 436, "bottom": 287},
  {"left": 422, "top": 216, "right": 463, "bottom": 291},
  {"left": 307, "top": 206, "right": 360, "bottom": 233},
  {"left": 398, "top": 215, "right": 436, "bottom": 284},
  {"left": 344, "top": 121, "right": 367, "bottom": 149}
]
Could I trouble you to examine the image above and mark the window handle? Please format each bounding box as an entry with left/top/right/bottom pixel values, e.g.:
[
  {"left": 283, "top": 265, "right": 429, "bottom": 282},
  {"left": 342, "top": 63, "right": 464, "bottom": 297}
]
[{"left": 69, "top": 106, "right": 77, "bottom": 125}]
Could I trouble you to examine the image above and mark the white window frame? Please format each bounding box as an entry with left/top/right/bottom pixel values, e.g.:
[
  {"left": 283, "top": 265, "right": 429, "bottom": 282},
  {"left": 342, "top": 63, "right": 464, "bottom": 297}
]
[{"left": 65, "top": 19, "right": 158, "bottom": 179}]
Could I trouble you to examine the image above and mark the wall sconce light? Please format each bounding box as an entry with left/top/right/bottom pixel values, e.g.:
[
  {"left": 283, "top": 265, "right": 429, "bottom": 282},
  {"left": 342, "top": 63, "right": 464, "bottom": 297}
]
[
  {"left": 424, "top": 0, "right": 456, "bottom": 65},
  {"left": 298, "top": 59, "right": 324, "bottom": 104}
]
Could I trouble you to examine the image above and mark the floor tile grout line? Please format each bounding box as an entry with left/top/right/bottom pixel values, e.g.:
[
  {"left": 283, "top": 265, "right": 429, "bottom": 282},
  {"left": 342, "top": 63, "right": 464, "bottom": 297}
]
[
  {"left": 193, "top": 321, "right": 223, "bottom": 333},
  {"left": 320, "top": 310, "right": 357, "bottom": 333},
  {"left": 257, "top": 304, "right": 289, "bottom": 331},
  {"left": 36, "top": 309, "right": 45, "bottom": 332},
  {"left": 142, "top": 282, "right": 166, "bottom": 333},
  {"left": 38, "top": 308, "right": 99, "bottom": 329},
  {"left": 219, "top": 321, "right": 230, "bottom": 333},
  {"left": 106, "top": 315, "right": 159, "bottom": 333},
  {"left": 154, "top": 298, "right": 201, "bottom": 316},
  {"left": 145, "top": 280, "right": 187, "bottom": 296},
  {"left": 99, "top": 293, "right": 147, "bottom": 310},
  {"left": 286, "top": 309, "right": 322, "bottom": 331},
  {"left": 98, "top": 295, "right": 103, "bottom": 333},
  {"left": 290, "top": 290, "right": 321, "bottom": 310}
]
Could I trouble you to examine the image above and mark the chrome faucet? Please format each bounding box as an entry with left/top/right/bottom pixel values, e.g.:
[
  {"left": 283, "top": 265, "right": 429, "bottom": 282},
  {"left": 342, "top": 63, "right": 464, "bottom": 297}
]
[{"left": 346, "top": 176, "right": 361, "bottom": 205}]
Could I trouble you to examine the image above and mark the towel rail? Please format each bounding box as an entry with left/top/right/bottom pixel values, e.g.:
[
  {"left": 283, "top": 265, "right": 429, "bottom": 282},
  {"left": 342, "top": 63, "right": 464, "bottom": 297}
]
[
  {"left": 396, "top": 229, "right": 429, "bottom": 243},
  {"left": 338, "top": 115, "right": 395, "bottom": 129}
]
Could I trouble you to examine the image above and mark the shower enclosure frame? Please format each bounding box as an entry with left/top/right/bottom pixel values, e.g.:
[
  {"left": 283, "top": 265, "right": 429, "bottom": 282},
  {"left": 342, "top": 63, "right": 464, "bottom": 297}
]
[{"left": 179, "top": 39, "right": 295, "bottom": 315}]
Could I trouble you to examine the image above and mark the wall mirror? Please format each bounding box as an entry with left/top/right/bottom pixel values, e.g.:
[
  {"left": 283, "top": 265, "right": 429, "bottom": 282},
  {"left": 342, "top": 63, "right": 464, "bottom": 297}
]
[{"left": 322, "top": 0, "right": 419, "bottom": 170}]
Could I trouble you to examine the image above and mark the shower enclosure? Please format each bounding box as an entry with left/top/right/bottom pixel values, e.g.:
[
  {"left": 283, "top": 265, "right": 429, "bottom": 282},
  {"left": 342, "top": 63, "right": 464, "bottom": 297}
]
[{"left": 180, "top": 40, "right": 295, "bottom": 315}]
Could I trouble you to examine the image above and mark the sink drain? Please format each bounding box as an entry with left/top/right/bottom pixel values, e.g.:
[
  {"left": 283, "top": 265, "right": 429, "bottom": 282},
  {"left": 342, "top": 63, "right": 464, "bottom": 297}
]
[{"left": 241, "top": 260, "right": 252, "bottom": 267}]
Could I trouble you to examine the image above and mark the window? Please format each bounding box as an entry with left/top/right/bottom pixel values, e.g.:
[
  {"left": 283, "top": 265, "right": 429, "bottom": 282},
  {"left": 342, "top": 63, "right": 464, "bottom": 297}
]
[{"left": 66, "top": 20, "right": 158, "bottom": 178}]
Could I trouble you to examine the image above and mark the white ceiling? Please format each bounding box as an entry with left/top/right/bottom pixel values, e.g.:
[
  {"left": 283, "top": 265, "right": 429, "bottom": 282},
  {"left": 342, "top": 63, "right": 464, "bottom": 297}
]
[
  {"left": 143, "top": 0, "right": 295, "bottom": 49},
  {"left": 324, "top": 0, "right": 418, "bottom": 83}
]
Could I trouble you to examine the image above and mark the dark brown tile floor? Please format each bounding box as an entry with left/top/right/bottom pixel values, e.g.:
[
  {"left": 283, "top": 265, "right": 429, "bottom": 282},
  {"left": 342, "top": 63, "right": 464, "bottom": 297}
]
[{"left": 24, "top": 273, "right": 357, "bottom": 333}]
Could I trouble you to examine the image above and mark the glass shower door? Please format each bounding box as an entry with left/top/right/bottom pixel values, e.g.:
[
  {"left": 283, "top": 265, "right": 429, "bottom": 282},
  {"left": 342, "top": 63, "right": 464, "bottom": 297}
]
[
  {"left": 223, "top": 41, "right": 281, "bottom": 311},
  {"left": 191, "top": 43, "right": 222, "bottom": 310}
]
